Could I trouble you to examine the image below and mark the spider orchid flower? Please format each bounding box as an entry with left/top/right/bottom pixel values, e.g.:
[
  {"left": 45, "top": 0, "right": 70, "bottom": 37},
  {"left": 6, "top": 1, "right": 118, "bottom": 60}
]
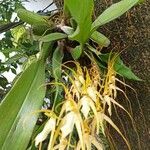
[
  {"left": 59, "top": 99, "right": 86, "bottom": 150},
  {"left": 71, "top": 74, "right": 85, "bottom": 100},
  {"left": 80, "top": 96, "right": 91, "bottom": 119},
  {"left": 34, "top": 60, "right": 131, "bottom": 149},
  {"left": 80, "top": 95, "right": 100, "bottom": 133}
]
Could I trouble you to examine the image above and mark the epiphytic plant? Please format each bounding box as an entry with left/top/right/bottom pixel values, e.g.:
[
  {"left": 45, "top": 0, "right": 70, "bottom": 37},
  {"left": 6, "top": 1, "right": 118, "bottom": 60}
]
[{"left": 0, "top": 0, "right": 142, "bottom": 149}]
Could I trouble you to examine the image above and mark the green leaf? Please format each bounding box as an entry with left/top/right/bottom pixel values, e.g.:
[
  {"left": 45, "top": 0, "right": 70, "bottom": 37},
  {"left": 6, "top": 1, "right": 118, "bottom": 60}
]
[
  {"left": 52, "top": 46, "right": 64, "bottom": 108},
  {"left": 52, "top": 46, "right": 64, "bottom": 80},
  {"left": 39, "top": 33, "right": 67, "bottom": 42},
  {"left": 114, "top": 57, "right": 142, "bottom": 81},
  {"left": 99, "top": 53, "right": 141, "bottom": 81},
  {"left": 1, "top": 47, "right": 22, "bottom": 53},
  {"left": 39, "top": 42, "right": 53, "bottom": 60},
  {"left": 0, "top": 58, "right": 46, "bottom": 149},
  {"left": 65, "top": 0, "right": 94, "bottom": 44},
  {"left": 71, "top": 45, "right": 82, "bottom": 60},
  {"left": 92, "top": 0, "right": 139, "bottom": 30},
  {"left": 16, "top": 8, "right": 49, "bottom": 26},
  {"left": 91, "top": 31, "right": 110, "bottom": 47},
  {"left": 63, "top": 0, "right": 71, "bottom": 18},
  {"left": 32, "top": 24, "right": 49, "bottom": 36}
]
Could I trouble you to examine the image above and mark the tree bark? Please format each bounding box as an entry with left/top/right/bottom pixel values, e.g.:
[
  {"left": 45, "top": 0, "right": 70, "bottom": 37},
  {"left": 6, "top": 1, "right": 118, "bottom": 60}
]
[{"left": 94, "top": 0, "right": 150, "bottom": 149}]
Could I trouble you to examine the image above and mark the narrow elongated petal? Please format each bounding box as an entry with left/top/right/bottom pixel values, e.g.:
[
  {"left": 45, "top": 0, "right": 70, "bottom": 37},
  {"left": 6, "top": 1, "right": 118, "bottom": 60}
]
[
  {"left": 35, "top": 132, "right": 47, "bottom": 147},
  {"left": 89, "top": 135, "right": 103, "bottom": 150},
  {"left": 78, "top": 75, "right": 85, "bottom": 84},
  {"left": 103, "top": 95, "right": 112, "bottom": 116},
  {"left": 74, "top": 80, "right": 82, "bottom": 90},
  {"left": 53, "top": 138, "right": 68, "bottom": 150},
  {"left": 65, "top": 100, "right": 73, "bottom": 112},
  {"left": 87, "top": 97, "right": 100, "bottom": 133},
  {"left": 102, "top": 113, "right": 131, "bottom": 149},
  {"left": 74, "top": 114, "right": 85, "bottom": 150},
  {"left": 84, "top": 134, "right": 91, "bottom": 150},
  {"left": 98, "top": 112, "right": 105, "bottom": 135}
]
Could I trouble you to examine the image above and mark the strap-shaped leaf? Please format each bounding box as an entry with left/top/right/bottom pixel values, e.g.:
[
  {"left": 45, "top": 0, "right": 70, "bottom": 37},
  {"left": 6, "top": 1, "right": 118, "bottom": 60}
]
[
  {"left": 0, "top": 42, "right": 53, "bottom": 149},
  {"left": 71, "top": 45, "right": 82, "bottom": 60},
  {"left": 39, "top": 42, "right": 53, "bottom": 60},
  {"left": 92, "top": 0, "right": 139, "bottom": 30},
  {"left": 65, "top": 0, "right": 94, "bottom": 44},
  {"left": 91, "top": 31, "right": 110, "bottom": 47},
  {"left": 40, "top": 33, "right": 67, "bottom": 42},
  {"left": 114, "top": 57, "right": 142, "bottom": 81},
  {"left": 0, "top": 59, "right": 46, "bottom": 149},
  {"left": 99, "top": 53, "right": 141, "bottom": 81},
  {"left": 16, "top": 8, "right": 49, "bottom": 26},
  {"left": 52, "top": 46, "right": 64, "bottom": 80},
  {"left": 52, "top": 46, "right": 64, "bottom": 108}
]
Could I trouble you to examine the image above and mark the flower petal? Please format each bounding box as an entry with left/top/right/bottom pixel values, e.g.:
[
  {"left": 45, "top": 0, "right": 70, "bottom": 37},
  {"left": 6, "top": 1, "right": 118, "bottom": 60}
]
[
  {"left": 104, "top": 95, "right": 112, "bottom": 116},
  {"left": 61, "top": 112, "right": 75, "bottom": 138},
  {"left": 87, "top": 86, "right": 97, "bottom": 102},
  {"left": 80, "top": 96, "right": 90, "bottom": 119},
  {"left": 35, "top": 118, "right": 56, "bottom": 147},
  {"left": 78, "top": 75, "right": 85, "bottom": 84}
]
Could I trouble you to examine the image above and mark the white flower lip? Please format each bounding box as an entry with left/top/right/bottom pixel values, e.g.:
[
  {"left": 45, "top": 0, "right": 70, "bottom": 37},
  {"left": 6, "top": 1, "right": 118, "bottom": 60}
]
[
  {"left": 87, "top": 86, "right": 97, "bottom": 102},
  {"left": 80, "top": 96, "right": 91, "bottom": 119},
  {"left": 35, "top": 118, "right": 56, "bottom": 147},
  {"left": 61, "top": 112, "right": 76, "bottom": 138}
]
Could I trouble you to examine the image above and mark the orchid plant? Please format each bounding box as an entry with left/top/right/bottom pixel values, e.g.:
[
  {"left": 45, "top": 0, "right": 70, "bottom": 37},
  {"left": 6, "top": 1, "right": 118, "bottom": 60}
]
[{"left": 0, "top": 0, "right": 142, "bottom": 150}]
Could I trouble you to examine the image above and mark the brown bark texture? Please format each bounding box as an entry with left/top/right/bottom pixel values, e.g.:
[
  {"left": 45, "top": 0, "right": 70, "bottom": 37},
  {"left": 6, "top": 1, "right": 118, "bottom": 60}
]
[{"left": 94, "top": 0, "right": 150, "bottom": 149}]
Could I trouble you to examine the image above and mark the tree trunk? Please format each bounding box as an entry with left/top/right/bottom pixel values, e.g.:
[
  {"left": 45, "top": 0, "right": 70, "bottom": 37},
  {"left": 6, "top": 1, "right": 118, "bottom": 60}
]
[{"left": 94, "top": 0, "right": 150, "bottom": 149}]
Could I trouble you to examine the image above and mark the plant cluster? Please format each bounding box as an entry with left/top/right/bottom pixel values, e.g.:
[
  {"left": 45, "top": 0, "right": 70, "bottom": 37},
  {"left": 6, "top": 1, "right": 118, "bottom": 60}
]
[{"left": 0, "top": 0, "right": 142, "bottom": 149}]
